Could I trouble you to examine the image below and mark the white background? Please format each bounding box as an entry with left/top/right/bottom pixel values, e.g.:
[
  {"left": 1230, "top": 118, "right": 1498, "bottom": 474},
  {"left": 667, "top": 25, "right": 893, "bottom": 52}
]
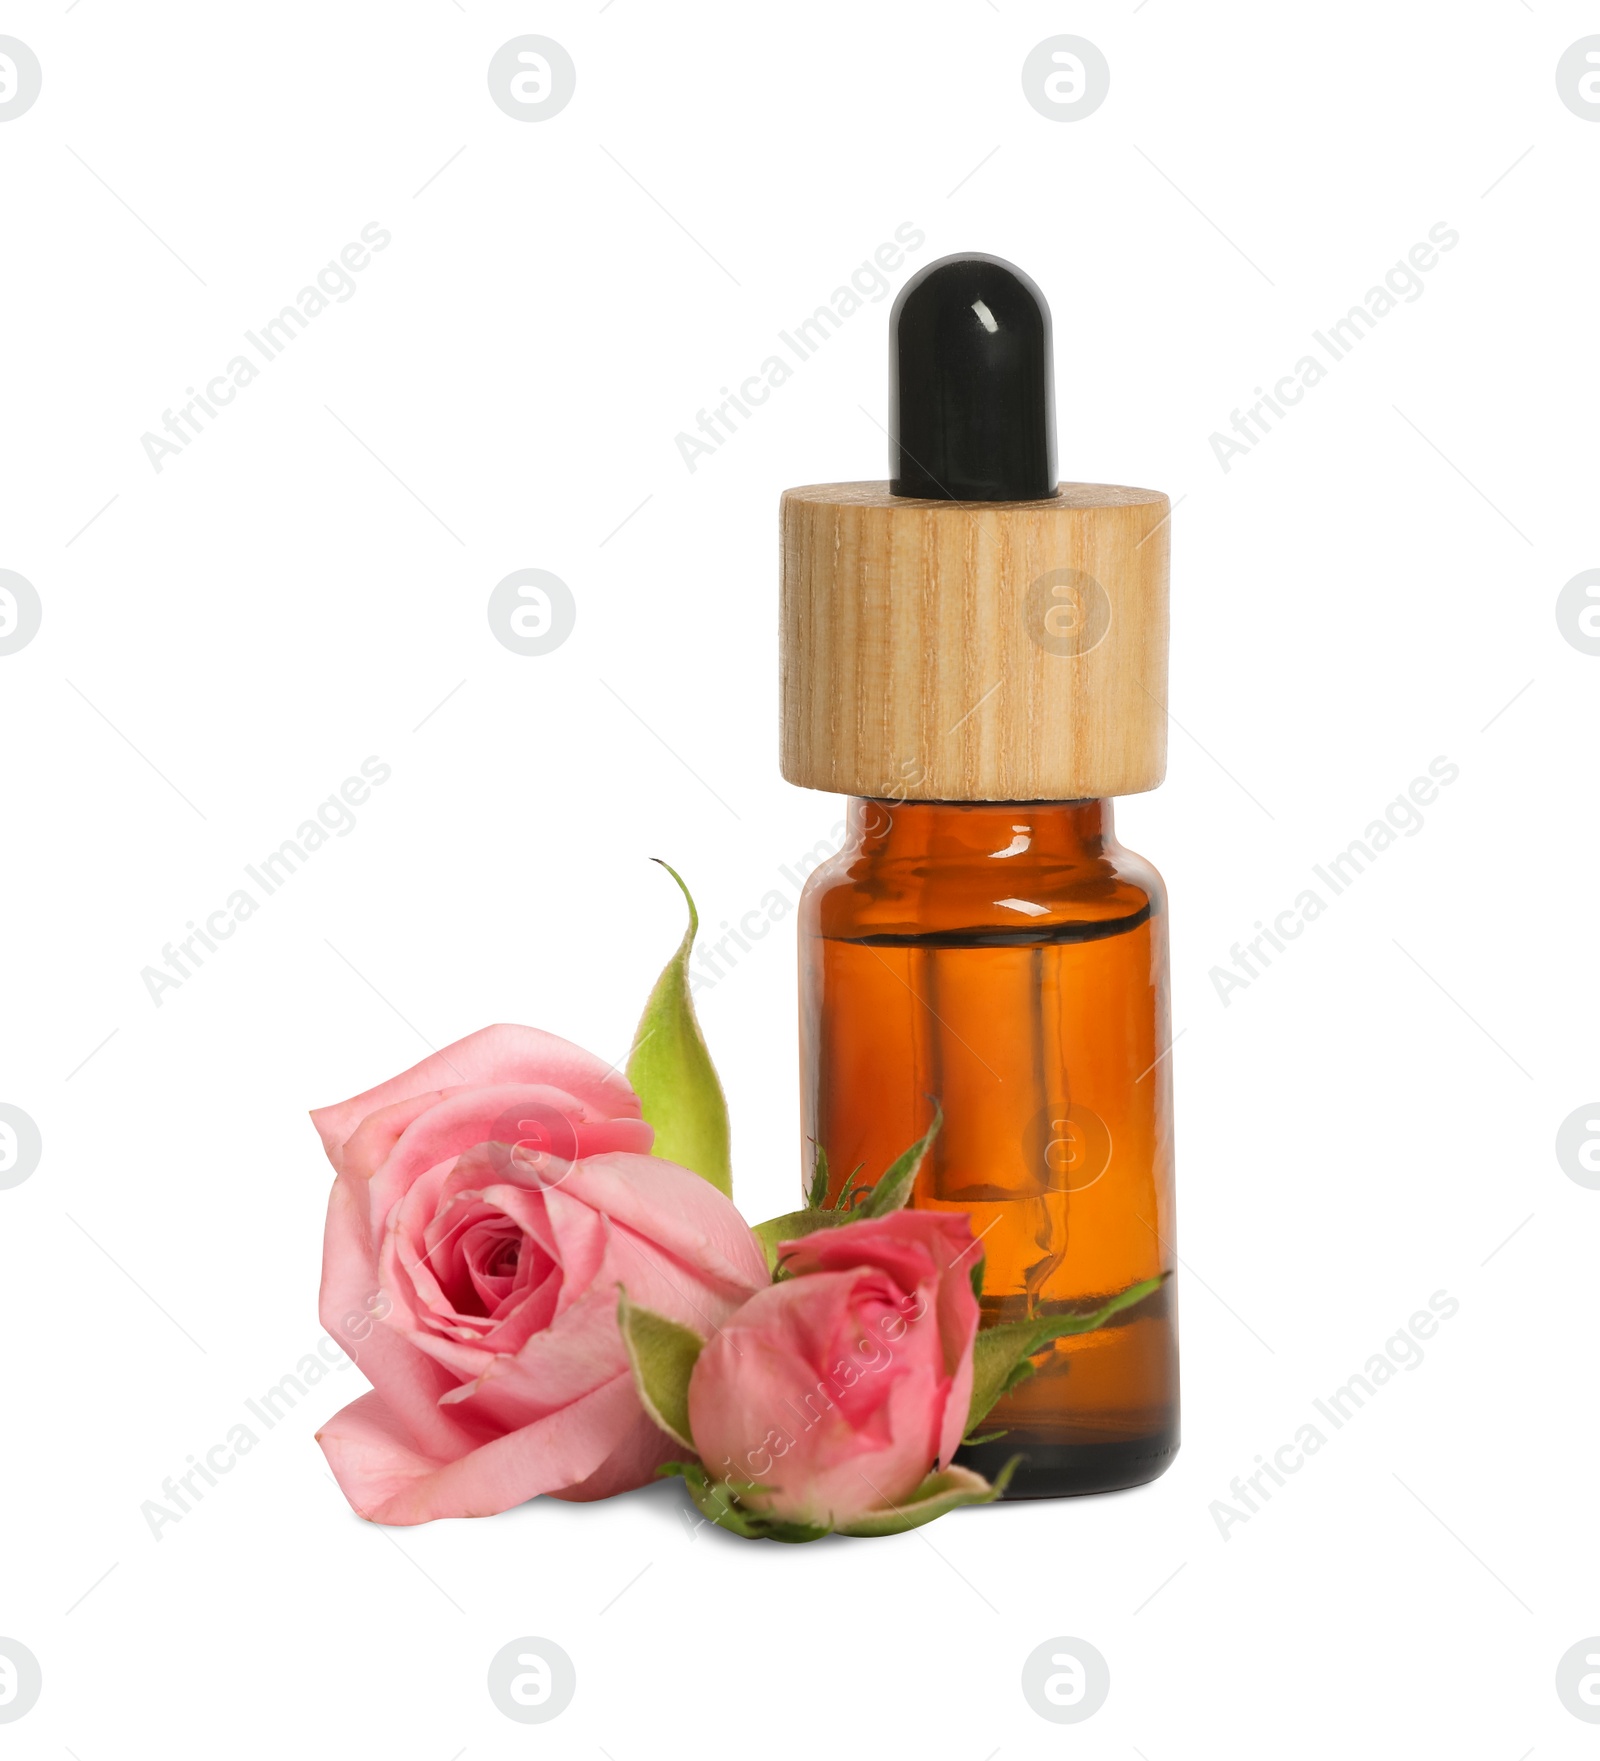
[{"left": 2, "top": 2, "right": 1597, "bottom": 1754}]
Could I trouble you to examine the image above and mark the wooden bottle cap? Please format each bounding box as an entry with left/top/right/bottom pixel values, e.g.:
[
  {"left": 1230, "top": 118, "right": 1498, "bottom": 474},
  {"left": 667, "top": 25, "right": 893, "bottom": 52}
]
[{"left": 780, "top": 480, "right": 1170, "bottom": 802}]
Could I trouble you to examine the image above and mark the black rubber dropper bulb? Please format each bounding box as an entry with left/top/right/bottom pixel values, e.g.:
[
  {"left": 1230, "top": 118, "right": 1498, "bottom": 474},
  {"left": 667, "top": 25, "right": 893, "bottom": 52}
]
[{"left": 889, "top": 253, "right": 1057, "bottom": 502}]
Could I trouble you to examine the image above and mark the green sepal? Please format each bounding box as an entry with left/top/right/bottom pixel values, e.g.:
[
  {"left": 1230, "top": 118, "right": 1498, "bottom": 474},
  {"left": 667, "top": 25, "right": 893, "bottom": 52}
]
[
  {"left": 806, "top": 1143, "right": 829, "bottom": 1210},
  {"left": 750, "top": 1206, "right": 852, "bottom": 1273},
  {"left": 762, "top": 1112, "right": 952, "bottom": 1273},
  {"left": 858, "top": 1102, "right": 943, "bottom": 1218},
  {"left": 659, "top": 1462, "right": 832, "bottom": 1545},
  {"left": 616, "top": 1288, "right": 703, "bottom": 1452},
  {"left": 657, "top": 1457, "right": 1016, "bottom": 1541},
  {"left": 965, "top": 1273, "right": 1169, "bottom": 1437},
  {"left": 835, "top": 1458, "right": 1020, "bottom": 1536},
  {"left": 626, "top": 862, "right": 732, "bottom": 1197},
  {"left": 832, "top": 1163, "right": 866, "bottom": 1212}
]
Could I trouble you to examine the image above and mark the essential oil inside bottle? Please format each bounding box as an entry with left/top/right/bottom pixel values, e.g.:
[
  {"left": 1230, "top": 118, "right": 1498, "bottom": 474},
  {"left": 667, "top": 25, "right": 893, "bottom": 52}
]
[{"left": 799, "top": 798, "right": 1178, "bottom": 1496}]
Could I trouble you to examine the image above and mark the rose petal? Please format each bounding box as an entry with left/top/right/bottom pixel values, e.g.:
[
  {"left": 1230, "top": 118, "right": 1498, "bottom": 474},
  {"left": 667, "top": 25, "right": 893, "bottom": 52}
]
[
  {"left": 440, "top": 1275, "right": 630, "bottom": 1427},
  {"left": 440, "top": 1213, "right": 727, "bottom": 1429},
  {"left": 688, "top": 1314, "right": 945, "bottom": 1527},
  {"left": 310, "top": 1024, "right": 644, "bottom": 1173},
  {"left": 561, "top": 1152, "right": 769, "bottom": 1297},
  {"left": 318, "top": 1176, "right": 488, "bottom": 1460},
  {"left": 779, "top": 1210, "right": 979, "bottom": 1462},
  {"left": 778, "top": 1209, "right": 974, "bottom": 1286},
  {"left": 315, "top": 1376, "right": 645, "bottom": 1525},
  {"left": 331, "top": 1091, "right": 451, "bottom": 1184},
  {"left": 549, "top": 1403, "right": 680, "bottom": 1503},
  {"left": 366, "top": 1084, "right": 643, "bottom": 1241}
]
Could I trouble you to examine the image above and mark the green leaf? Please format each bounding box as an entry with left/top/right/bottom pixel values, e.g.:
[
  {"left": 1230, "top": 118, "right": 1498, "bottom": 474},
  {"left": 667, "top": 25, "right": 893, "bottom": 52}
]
[
  {"left": 859, "top": 1102, "right": 943, "bottom": 1218},
  {"left": 835, "top": 1459, "right": 1020, "bottom": 1536},
  {"left": 626, "top": 862, "right": 732, "bottom": 1197},
  {"left": 616, "top": 1288, "right": 704, "bottom": 1451},
  {"left": 750, "top": 1206, "right": 850, "bottom": 1273},
  {"left": 806, "top": 1143, "right": 829, "bottom": 1210},
  {"left": 965, "top": 1273, "right": 1169, "bottom": 1436}
]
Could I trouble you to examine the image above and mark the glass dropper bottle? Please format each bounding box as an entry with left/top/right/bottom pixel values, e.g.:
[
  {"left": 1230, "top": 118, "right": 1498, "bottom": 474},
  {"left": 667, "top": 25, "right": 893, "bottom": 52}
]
[{"left": 779, "top": 253, "right": 1179, "bottom": 1497}]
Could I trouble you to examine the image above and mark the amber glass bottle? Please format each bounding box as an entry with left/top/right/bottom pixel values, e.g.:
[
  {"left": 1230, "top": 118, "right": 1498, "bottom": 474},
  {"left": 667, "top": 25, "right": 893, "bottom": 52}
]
[
  {"left": 780, "top": 253, "right": 1179, "bottom": 1496},
  {"left": 799, "top": 797, "right": 1178, "bottom": 1496}
]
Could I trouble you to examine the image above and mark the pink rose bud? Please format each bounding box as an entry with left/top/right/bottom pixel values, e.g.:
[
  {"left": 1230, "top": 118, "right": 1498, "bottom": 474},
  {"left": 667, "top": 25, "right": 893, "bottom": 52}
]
[
  {"left": 312, "top": 1025, "right": 768, "bottom": 1524},
  {"left": 686, "top": 1211, "right": 981, "bottom": 1529}
]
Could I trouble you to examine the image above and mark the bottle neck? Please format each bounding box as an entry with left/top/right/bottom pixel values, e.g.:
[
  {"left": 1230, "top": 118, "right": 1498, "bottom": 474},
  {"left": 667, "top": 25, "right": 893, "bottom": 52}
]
[{"left": 847, "top": 797, "right": 1114, "bottom": 864}]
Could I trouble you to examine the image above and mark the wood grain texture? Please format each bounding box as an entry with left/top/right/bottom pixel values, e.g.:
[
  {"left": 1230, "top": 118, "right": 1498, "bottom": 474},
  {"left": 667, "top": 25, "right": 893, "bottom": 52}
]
[{"left": 780, "top": 481, "right": 1171, "bottom": 801}]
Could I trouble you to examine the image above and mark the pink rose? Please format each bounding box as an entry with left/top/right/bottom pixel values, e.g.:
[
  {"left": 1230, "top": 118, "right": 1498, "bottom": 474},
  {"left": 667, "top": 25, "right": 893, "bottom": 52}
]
[
  {"left": 313, "top": 1024, "right": 768, "bottom": 1525},
  {"left": 685, "top": 1211, "right": 980, "bottom": 1529}
]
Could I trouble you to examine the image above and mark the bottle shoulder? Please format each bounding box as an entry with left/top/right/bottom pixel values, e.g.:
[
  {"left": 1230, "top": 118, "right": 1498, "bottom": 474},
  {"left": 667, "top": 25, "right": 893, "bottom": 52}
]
[{"left": 801, "top": 837, "right": 1166, "bottom": 940}]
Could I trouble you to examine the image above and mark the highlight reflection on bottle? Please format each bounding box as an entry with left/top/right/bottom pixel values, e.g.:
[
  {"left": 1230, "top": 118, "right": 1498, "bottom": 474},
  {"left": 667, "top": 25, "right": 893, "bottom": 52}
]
[{"left": 780, "top": 254, "right": 1179, "bottom": 1497}]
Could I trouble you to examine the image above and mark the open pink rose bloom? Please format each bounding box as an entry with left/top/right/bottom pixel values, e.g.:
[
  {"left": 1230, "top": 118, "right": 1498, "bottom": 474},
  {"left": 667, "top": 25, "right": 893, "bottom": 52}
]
[
  {"left": 687, "top": 1211, "right": 980, "bottom": 1529},
  {"left": 312, "top": 1025, "right": 767, "bottom": 1524}
]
